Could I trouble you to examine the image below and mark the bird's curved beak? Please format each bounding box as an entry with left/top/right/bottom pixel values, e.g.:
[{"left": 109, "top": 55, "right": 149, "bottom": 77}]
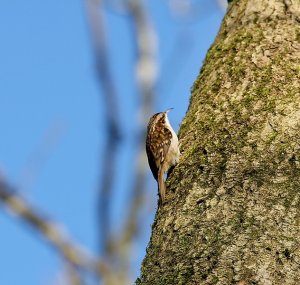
[{"left": 165, "top": 108, "right": 174, "bottom": 113}]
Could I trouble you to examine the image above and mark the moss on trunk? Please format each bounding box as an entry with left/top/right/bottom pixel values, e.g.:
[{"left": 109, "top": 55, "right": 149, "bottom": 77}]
[{"left": 138, "top": 1, "right": 300, "bottom": 284}]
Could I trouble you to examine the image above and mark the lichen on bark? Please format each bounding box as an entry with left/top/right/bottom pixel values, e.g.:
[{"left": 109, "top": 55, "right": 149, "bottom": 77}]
[{"left": 137, "top": 1, "right": 300, "bottom": 284}]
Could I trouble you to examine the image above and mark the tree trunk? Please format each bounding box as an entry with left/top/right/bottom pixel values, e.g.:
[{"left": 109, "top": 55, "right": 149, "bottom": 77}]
[{"left": 137, "top": 0, "right": 300, "bottom": 284}]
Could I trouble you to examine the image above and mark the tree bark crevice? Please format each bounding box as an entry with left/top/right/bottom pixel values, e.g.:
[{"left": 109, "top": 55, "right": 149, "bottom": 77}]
[{"left": 137, "top": 1, "right": 300, "bottom": 284}]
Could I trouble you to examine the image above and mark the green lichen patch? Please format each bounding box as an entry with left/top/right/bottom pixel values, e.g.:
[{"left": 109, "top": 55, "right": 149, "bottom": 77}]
[{"left": 138, "top": 2, "right": 300, "bottom": 284}]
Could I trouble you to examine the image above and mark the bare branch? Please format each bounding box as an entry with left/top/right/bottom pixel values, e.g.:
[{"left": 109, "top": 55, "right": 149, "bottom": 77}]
[
  {"left": 116, "top": 0, "right": 158, "bottom": 280},
  {"left": 128, "top": 0, "right": 157, "bottom": 111},
  {"left": 0, "top": 177, "right": 109, "bottom": 282},
  {"left": 85, "top": 0, "right": 121, "bottom": 258}
]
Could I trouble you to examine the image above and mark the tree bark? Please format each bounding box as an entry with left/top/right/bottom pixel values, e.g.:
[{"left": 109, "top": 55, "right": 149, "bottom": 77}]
[{"left": 137, "top": 0, "right": 300, "bottom": 284}]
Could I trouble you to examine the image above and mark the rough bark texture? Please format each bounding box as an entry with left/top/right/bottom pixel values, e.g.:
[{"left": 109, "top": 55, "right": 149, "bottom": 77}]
[{"left": 137, "top": 0, "right": 300, "bottom": 284}]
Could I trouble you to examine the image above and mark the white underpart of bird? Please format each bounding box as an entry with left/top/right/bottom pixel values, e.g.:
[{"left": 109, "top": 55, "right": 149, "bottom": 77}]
[{"left": 164, "top": 113, "right": 180, "bottom": 166}]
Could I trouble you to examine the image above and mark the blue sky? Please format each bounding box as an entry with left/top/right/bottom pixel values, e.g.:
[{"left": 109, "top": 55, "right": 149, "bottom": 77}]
[{"left": 0, "top": 1, "right": 225, "bottom": 284}]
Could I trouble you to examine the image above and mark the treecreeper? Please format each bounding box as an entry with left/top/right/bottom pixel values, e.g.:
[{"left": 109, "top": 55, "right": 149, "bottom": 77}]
[{"left": 146, "top": 109, "right": 180, "bottom": 205}]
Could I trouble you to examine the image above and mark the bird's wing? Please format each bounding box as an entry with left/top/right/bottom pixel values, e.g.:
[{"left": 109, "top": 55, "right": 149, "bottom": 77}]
[{"left": 146, "top": 125, "right": 172, "bottom": 180}]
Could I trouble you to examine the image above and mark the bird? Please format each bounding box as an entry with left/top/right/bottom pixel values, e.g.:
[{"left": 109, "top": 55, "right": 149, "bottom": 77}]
[{"left": 146, "top": 109, "right": 180, "bottom": 205}]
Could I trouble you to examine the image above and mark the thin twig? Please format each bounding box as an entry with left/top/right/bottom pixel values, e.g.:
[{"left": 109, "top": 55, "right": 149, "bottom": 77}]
[
  {"left": 0, "top": 178, "right": 109, "bottom": 281},
  {"left": 86, "top": 0, "right": 157, "bottom": 282},
  {"left": 118, "top": 0, "right": 157, "bottom": 280},
  {"left": 85, "top": 0, "right": 121, "bottom": 258}
]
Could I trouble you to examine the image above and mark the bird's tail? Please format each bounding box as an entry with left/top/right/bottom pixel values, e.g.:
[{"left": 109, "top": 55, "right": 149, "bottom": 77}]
[{"left": 158, "top": 168, "right": 166, "bottom": 205}]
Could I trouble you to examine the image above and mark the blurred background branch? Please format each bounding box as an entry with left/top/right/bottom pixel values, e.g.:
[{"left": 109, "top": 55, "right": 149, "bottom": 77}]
[
  {"left": 117, "top": 0, "right": 157, "bottom": 282},
  {"left": 85, "top": 0, "right": 122, "bottom": 263},
  {"left": 85, "top": 0, "right": 157, "bottom": 283},
  {"left": 0, "top": 177, "right": 108, "bottom": 284}
]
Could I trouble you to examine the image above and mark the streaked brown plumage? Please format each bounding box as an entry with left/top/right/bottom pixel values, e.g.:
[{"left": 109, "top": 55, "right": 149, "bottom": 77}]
[{"left": 146, "top": 109, "right": 180, "bottom": 205}]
